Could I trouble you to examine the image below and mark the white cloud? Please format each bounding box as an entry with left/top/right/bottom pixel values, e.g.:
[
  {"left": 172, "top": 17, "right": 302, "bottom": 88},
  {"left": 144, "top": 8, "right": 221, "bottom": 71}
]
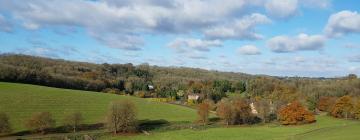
[
  {"left": 0, "top": 0, "right": 263, "bottom": 50},
  {"left": 0, "top": 0, "right": 334, "bottom": 51},
  {"left": 349, "top": 55, "right": 360, "bottom": 62},
  {"left": 267, "top": 33, "right": 326, "bottom": 53},
  {"left": 204, "top": 13, "right": 271, "bottom": 40},
  {"left": 265, "top": 0, "right": 298, "bottom": 19},
  {"left": 237, "top": 45, "right": 261, "bottom": 55},
  {"left": 302, "top": 0, "right": 331, "bottom": 9},
  {"left": 324, "top": 10, "right": 360, "bottom": 37},
  {"left": 294, "top": 56, "right": 306, "bottom": 63},
  {"left": 167, "top": 38, "right": 222, "bottom": 53},
  {"left": 0, "top": 14, "right": 12, "bottom": 32}
]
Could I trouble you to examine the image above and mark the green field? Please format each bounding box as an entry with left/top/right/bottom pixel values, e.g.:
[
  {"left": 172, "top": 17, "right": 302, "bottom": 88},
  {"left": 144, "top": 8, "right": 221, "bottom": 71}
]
[
  {"left": 0, "top": 82, "right": 196, "bottom": 131},
  {"left": 107, "top": 114, "right": 360, "bottom": 140},
  {"left": 1, "top": 82, "right": 360, "bottom": 140}
]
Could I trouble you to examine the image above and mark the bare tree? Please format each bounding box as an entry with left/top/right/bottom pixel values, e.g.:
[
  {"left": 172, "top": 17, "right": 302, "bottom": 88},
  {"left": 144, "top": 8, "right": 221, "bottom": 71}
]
[
  {"left": 107, "top": 100, "right": 137, "bottom": 134},
  {"left": 0, "top": 112, "right": 12, "bottom": 134},
  {"left": 25, "top": 112, "right": 56, "bottom": 134},
  {"left": 63, "top": 112, "right": 83, "bottom": 133}
]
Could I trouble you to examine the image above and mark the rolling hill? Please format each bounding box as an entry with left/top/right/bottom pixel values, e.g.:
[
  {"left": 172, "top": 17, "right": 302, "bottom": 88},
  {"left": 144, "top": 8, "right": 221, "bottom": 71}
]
[{"left": 0, "top": 82, "right": 197, "bottom": 132}]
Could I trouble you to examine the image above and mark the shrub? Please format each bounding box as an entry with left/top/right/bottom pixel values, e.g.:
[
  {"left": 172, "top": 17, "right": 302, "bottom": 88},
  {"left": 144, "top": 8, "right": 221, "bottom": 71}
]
[
  {"left": 331, "top": 95, "right": 354, "bottom": 119},
  {"left": 107, "top": 100, "right": 137, "bottom": 134},
  {"left": 149, "top": 98, "right": 175, "bottom": 102},
  {"left": 25, "top": 112, "right": 56, "bottom": 134},
  {"left": 0, "top": 113, "right": 12, "bottom": 134},
  {"left": 134, "top": 91, "right": 146, "bottom": 98},
  {"left": 102, "top": 88, "right": 121, "bottom": 94},
  {"left": 278, "top": 101, "right": 315, "bottom": 125},
  {"left": 63, "top": 112, "right": 83, "bottom": 133},
  {"left": 197, "top": 102, "right": 210, "bottom": 125}
]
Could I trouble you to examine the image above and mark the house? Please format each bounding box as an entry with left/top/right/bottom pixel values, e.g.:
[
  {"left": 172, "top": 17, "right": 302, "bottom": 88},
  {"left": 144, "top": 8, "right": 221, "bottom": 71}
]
[
  {"left": 148, "top": 85, "right": 154, "bottom": 90},
  {"left": 250, "top": 102, "right": 258, "bottom": 114},
  {"left": 188, "top": 94, "right": 200, "bottom": 100}
]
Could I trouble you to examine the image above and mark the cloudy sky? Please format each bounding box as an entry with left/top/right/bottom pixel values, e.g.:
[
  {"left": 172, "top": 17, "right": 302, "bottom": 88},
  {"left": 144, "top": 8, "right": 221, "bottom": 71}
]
[{"left": 0, "top": 0, "right": 359, "bottom": 77}]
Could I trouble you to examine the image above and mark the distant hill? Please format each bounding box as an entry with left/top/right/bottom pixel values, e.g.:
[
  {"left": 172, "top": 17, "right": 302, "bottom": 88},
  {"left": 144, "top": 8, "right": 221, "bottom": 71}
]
[{"left": 0, "top": 54, "right": 252, "bottom": 92}]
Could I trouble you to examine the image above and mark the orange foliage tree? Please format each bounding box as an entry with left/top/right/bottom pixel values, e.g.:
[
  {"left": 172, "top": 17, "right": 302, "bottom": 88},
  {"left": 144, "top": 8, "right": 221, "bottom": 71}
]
[
  {"left": 278, "top": 101, "right": 315, "bottom": 125},
  {"left": 197, "top": 102, "right": 210, "bottom": 125},
  {"left": 318, "top": 96, "right": 337, "bottom": 112},
  {"left": 354, "top": 100, "right": 360, "bottom": 120},
  {"left": 216, "top": 99, "right": 234, "bottom": 125},
  {"left": 331, "top": 95, "right": 353, "bottom": 119}
]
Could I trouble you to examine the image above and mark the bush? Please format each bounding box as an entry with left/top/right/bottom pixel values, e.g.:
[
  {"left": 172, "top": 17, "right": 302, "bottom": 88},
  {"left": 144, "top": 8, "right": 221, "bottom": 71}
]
[
  {"left": 278, "top": 101, "right": 315, "bottom": 125},
  {"left": 102, "top": 88, "right": 121, "bottom": 94},
  {"left": 107, "top": 100, "right": 137, "bottom": 134},
  {"left": 0, "top": 113, "right": 12, "bottom": 134},
  {"left": 25, "top": 112, "right": 56, "bottom": 134},
  {"left": 149, "top": 98, "right": 175, "bottom": 102},
  {"left": 134, "top": 91, "right": 146, "bottom": 98},
  {"left": 331, "top": 95, "right": 354, "bottom": 119}
]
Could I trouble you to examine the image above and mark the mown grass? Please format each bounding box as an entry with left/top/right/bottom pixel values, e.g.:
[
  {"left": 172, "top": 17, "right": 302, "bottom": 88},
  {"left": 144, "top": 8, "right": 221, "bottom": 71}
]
[
  {"left": 106, "top": 115, "right": 360, "bottom": 140},
  {"left": 0, "top": 82, "right": 197, "bottom": 132}
]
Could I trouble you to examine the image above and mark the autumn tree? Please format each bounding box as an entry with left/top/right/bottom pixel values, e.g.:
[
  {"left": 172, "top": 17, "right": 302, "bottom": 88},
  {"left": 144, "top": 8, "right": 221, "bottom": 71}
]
[
  {"left": 197, "top": 102, "right": 210, "bottom": 125},
  {"left": 318, "top": 96, "right": 337, "bottom": 112},
  {"left": 25, "top": 112, "right": 56, "bottom": 134},
  {"left": 254, "top": 99, "right": 271, "bottom": 123},
  {"left": 216, "top": 99, "right": 234, "bottom": 125},
  {"left": 278, "top": 101, "right": 315, "bottom": 125},
  {"left": 354, "top": 100, "right": 360, "bottom": 119},
  {"left": 331, "top": 95, "right": 354, "bottom": 119},
  {"left": 0, "top": 113, "right": 12, "bottom": 134},
  {"left": 63, "top": 112, "right": 83, "bottom": 133},
  {"left": 232, "top": 98, "right": 252, "bottom": 124},
  {"left": 107, "top": 100, "right": 137, "bottom": 134}
]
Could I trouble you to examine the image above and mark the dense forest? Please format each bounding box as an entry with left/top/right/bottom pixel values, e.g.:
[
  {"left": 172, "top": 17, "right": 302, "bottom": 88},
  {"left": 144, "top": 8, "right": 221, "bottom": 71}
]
[{"left": 0, "top": 54, "right": 359, "bottom": 109}]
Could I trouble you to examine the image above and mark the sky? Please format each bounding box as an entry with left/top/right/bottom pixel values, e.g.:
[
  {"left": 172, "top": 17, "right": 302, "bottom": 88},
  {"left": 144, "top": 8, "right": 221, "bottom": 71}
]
[{"left": 0, "top": 0, "right": 360, "bottom": 77}]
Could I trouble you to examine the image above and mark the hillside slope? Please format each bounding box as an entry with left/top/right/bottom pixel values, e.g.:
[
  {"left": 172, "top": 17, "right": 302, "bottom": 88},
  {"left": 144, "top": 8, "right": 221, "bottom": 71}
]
[{"left": 0, "top": 82, "right": 197, "bottom": 131}]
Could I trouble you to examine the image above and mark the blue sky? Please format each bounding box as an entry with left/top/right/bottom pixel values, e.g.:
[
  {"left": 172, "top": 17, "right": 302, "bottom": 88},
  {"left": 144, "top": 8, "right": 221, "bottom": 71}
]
[{"left": 0, "top": 0, "right": 359, "bottom": 77}]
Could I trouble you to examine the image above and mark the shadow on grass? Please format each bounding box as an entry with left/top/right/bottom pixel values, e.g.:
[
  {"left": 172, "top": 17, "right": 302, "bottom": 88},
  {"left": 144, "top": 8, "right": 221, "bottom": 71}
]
[
  {"left": 138, "top": 119, "right": 170, "bottom": 131},
  {"left": 4, "top": 123, "right": 105, "bottom": 137}
]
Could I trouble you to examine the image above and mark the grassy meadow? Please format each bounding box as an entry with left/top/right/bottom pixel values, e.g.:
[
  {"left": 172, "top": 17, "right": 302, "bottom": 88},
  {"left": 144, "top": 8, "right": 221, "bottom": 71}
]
[
  {"left": 107, "top": 115, "right": 360, "bottom": 140},
  {"left": 0, "top": 82, "right": 197, "bottom": 131}
]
